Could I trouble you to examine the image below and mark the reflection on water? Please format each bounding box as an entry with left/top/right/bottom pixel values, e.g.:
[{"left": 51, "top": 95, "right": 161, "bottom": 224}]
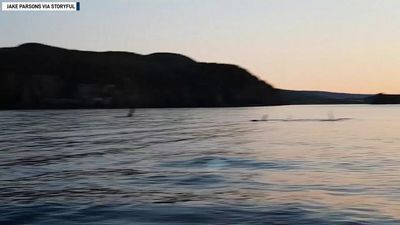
[{"left": 1, "top": 105, "right": 400, "bottom": 224}]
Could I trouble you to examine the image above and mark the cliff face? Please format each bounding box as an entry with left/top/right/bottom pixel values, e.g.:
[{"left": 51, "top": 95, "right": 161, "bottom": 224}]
[{"left": 0, "top": 43, "right": 281, "bottom": 109}]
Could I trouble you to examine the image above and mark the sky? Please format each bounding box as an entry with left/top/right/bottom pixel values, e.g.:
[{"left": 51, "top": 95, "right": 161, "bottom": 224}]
[{"left": 1, "top": 0, "right": 399, "bottom": 94}]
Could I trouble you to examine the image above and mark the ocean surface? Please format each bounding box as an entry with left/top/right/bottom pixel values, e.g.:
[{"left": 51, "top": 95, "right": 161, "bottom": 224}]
[{"left": 1, "top": 105, "right": 400, "bottom": 225}]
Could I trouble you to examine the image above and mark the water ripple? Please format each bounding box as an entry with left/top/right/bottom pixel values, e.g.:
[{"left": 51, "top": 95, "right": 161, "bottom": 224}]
[{"left": 1, "top": 106, "right": 400, "bottom": 224}]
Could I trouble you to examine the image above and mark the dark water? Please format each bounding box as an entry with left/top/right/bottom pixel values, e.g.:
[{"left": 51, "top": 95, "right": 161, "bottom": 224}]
[{"left": 1, "top": 105, "right": 400, "bottom": 224}]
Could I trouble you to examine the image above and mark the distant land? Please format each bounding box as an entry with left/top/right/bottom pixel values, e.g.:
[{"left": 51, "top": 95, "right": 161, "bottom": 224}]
[{"left": 0, "top": 43, "right": 398, "bottom": 109}]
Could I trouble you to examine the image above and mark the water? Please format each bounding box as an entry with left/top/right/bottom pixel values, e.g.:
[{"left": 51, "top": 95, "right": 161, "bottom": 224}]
[{"left": 1, "top": 105, "right": 400, "bottom": 225}]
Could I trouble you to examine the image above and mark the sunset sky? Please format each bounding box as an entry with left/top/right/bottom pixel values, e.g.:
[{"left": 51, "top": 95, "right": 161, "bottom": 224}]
[{"left": 1, "top": 0, "right": 399, "bottom": 94}]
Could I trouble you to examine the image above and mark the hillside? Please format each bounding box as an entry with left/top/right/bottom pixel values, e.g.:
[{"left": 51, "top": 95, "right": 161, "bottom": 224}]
[
  {"left": 365, "top": 93, "right": 400, "bottom": 104},
  {"left": 278, "top": 89, "right": 371, "bottom": 105},
  {"left": 0, "top": 43, "right": 281, "bottom": 109}
]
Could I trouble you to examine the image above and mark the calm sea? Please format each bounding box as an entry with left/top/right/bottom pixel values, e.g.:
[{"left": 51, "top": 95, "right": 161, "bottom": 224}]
[{"left": 1, "top": 105, "right": 400, "bottom": 225}]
